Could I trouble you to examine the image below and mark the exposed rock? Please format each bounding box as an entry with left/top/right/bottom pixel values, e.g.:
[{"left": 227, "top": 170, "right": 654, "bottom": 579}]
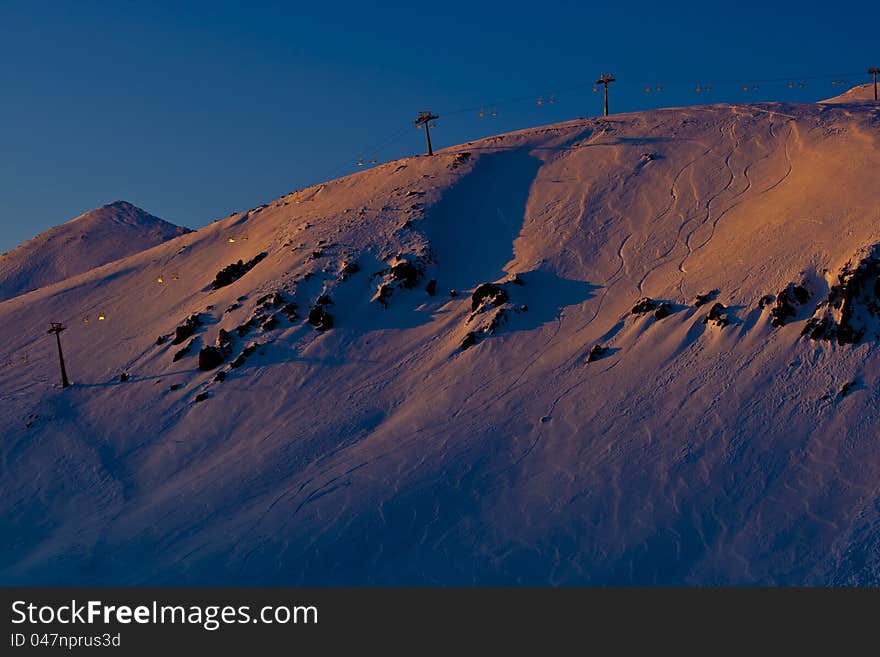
[
  {"left": 198, "top": 346, "right": 226, "bottom": 371},
  {"left": 261, "top": 315, "right": 279, "bottom": 331},
  {"left": 471, "top": 283, "right": 509, "bottom": 312},
  {"left": 758, "top": 294, "right": 775, "bottom": 309},
  {"left": 837, "top": 380, "right": 859, "bottom": 400},
  {"left": 587, "top": 345, "right": 608, "bottom": 362},
  {"left": 770, "top": 283, "right": 810, "bottom": 327},
  {"left": 169, "top": 384, "right": 182, "bottom": 391},
  {"left": 390, "top": 260, "right": 421, "bottom": 288},
  {"left": 172, "top": 313, "right": 202, "bottom": 345},
  {"left": 315, "top": 294, "right": 333, "bottom": 306},
  {"left": 654, "top": 303, "right": 673, "bottom": 320},
  {"left": 214, "top": 371, "right": 227, "bottom": 383},
  {"left": 425, "top": 279, "right": 437, "bottom": 296},
  {"left": 341, "top": 261, "right": 361, "bottom": 275},
  {"left": 155, "top": 335, "right": 167, "bottom": 346},
  {"left": 460, "top": 331, "right": 478, "bottom": 350},
  {"left": 194, "top": 392, "right": 209, "bottom": 403},
  {"left": 450, "top": 289, "right": 458, "bottom": 298},
  {"left": 307, "top": 305, "right": 334, "bottom": 331},
  {"left": 804, "top": 245, "right": 880, "bottom": 345},
  {"left": 694, "top": 290, "right": 719, "bottom": 307},
  {"left": 282, "top": 303, "right": 298, "bottom": 322},
  {"left": 450, "top": 151, "right": 471, "bottom": 169},
  {"left": 210, "top": 252, "right": 267, "bottom": 289},
  {"left": 172, "top": 340, "right": 195, "bottom": 362},
  {"left": 216, "top": 329, "right": 232, "bottom": 350},
  {"left": 235, "top": 321, "right": 255, "bottom": 337},
  {"left": 373, "top": 284, "right": 392, "bottom": 308},
  {"left": 702, "top": 302, "right": 730, "bottom": 327},
  {"left": 631, "top": 297, "right": 658, "bottom": 314},
  {"left": 119, "top": 373, "right": 129, "bottom": 382}
]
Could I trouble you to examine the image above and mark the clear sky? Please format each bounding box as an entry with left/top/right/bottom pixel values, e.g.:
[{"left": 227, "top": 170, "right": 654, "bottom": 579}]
[{"left": 1, "top": 0, "right": 877, "bottom": 252}]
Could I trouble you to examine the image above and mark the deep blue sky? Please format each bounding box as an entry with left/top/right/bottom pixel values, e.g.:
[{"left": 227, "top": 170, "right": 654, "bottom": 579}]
[{"left": 1, "top": 1, "right": 877, "bottom": 252}]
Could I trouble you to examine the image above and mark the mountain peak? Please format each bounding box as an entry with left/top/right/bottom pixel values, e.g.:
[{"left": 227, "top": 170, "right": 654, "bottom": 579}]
[{"left": 0, "top": 201, "right": 190, "bottom": 302}]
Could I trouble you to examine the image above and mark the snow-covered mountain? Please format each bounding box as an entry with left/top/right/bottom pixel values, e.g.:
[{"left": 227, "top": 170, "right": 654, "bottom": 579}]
[
  {"left": 2, "top": 95, "right": 880, "bottom": 585},
  {"left": 822, "top": 82, "right": 878, "bottom": 104},
  {"left": 0, "top": 201, "right": 189, "bottom": 302}
]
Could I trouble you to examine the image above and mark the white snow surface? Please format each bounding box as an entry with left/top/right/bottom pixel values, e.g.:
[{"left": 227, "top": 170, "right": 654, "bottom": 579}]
[
  {"left": 2, "top": 99, "right": 880, "bottom": 585},
  {"left": 821, "top": 82, "right": 879, "bottom": 104},
  {"left": 0, "top": 201, "right": 189, "bottom": 302}
]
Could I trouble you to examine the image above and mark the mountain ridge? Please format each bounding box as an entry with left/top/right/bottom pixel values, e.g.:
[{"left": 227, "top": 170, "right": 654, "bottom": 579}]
[{"left": 2, "top": 97, "right": 880, "bottom": 585}]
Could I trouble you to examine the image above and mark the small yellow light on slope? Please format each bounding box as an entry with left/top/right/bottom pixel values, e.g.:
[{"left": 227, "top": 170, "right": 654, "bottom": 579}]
[
  {"left": 98, "top": 315, "right": 106, "bottom": 321},
  {"left": 228, "top": 237, "right": 236, "bottom": 243},
  {"left": 157, "top": 276, "right": 164, "bottom": 284}
]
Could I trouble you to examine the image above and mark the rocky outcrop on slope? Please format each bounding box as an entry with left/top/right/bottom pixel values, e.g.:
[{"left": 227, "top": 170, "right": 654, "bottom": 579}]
[
  {"left": 371, "top": 256, "right": 427, "bottom": 308},
  {"left": 702, "top": 302, "right": 731, "bottom": 328},
  {"left": 631, "top": 297, "right": 676, "bottom": 320},
  {"left": 769, "top": 283, "right": 810, "bottom": 327},
  {"left": 459, "top": 278, "right": 527, "bottom": 350},
  {"left": 172, "top": 313, "right": 203, "bottom": 345},
  {"left": 803, "top": 245, "right": 880, "bottom": 344},
  {"left": 210, "top": 252, "right": 268, "bottom": 289}
]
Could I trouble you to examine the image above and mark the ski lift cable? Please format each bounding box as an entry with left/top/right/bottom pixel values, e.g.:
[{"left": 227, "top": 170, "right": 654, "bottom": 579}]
[{"left": 326, "top": 67, "right": 872, "bottom": 183}]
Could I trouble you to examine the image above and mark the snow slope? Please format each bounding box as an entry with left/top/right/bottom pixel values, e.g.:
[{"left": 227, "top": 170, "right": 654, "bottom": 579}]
[
  {"left": 821, "top": 82, "right": 879, "bottom": 104},
  {"left": 2, "top": 97, "right": 880, "bottom": 585},
  {"left": 0, "top": 201, "right": 189, "bottom": 302}
]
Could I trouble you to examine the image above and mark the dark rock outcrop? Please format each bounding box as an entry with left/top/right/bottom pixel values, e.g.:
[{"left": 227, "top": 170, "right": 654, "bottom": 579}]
[
  {"left": 210, "top": 252, "right": 268, "bottom": 289},
  {"left": 804, "top": 248, "right": 880, "bottom": 344},
  {"left": 390, "top": 261, "right": 421, "bottom": 288},
  {"left": 307, "top": 305, "right": 334, "bottom": 331},
  {"left": 758, "top": 294, "right": 775, "bottom": 309},
  {"left": 460, "top": 331, "right": 478, "bottom": 350},
  {"left": 172, "top": 313, "right": 202, "bottom": 345},
  {"left": 587, "top": 345, "right": 608, "bottom": 362},
  {"left": 631, "top": 297, "right": 658, "bottom": 314},
  {"left": 770, "top": 283, "right": 810, "bottom": 327},
  {"left": 702, "top": 302, "right": 730, "bottom": 328},
  {"left": 471, "top": 283, "right": 509, "bottom": 312},
  {"left": 282, "top": 302, "right": 298, "bottom": 322},
  {"left": 694, "top": 290, "right": 719, "bottom": 307},
  {"left": 654, "top": 303, "right": 672, "bottom": 320},
  {"left": 172, "top": 340, "right": 194, "bottom": 362},
  {"left": 198, "top": 346, "right": 226, "bottom": 371}
]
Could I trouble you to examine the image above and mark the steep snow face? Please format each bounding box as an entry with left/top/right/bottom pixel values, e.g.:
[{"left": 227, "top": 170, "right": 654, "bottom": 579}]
[
  {"left": 2, "top": 99, "right": 880, "bottom": 586},
  {"left": 0, "top": 201, "right": 189, "bottom": 302}
]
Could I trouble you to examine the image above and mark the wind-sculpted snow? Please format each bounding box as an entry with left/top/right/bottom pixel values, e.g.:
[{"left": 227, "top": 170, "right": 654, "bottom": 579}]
[
  {"left": 0, "top": 201, "right": 189, "bottom": 302},
  {"left": 2, "top": 97, "right": 880, "bottom": 585}
]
